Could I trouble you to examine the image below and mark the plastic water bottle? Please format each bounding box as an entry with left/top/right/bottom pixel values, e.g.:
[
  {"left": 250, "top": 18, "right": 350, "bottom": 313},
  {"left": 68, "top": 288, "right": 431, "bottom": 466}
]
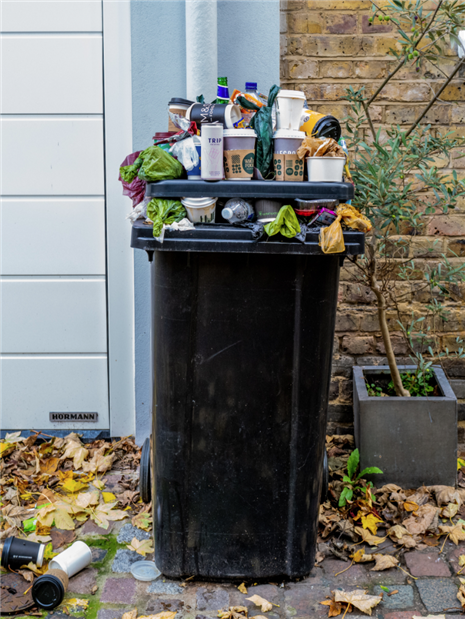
[
  {"left": 245, "top": 82, "right": 258, "bottom": 95},
  {"left": 216, "top": 77, "right": 229, "bottom": 104},
  {"left": 221, "top": 199, "right": 254, "bottom": 223}
]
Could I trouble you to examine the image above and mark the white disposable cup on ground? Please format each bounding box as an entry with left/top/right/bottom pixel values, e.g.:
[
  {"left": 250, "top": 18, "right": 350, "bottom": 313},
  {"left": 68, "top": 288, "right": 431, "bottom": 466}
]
[
  {"left": 276, "top": 90, "right": 306, "bottom": 130},
  {"left": 181, "top": 197, "right": 217, "bottom": 223},
  {"left": 306, "top": 157, "right": 345, "bottom": 182},
  {"left": 48, "top": 541, "right": 92, "bottom": 578}
]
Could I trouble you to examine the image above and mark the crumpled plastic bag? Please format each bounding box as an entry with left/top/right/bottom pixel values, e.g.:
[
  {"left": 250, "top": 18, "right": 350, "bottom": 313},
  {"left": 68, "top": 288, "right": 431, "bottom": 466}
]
[
  {"left": 319, "top": 204, "right": 372, "bottom": 254},
  {"left": 120, "top": 146, "right": 183, "bottom": 183},
  {"left": 169, "top": 135, "right": 199, "bottom": 171},
  {"left": 238, "top": 84, "right": 280, "bottom": 179},
  {"left": 146, "top": 198, "right": 187, "bottom": 238},
  {"left": 126, "top": 196, "right": 151, "bottom": 222},
  {"left": 297, "top": 137, "right": 346, "bottom": 159},
  {"left": 264, "top": 205, "right": 301, "bottom": 239},
  {"left": 118, "top": 151, "right": 146, "bottom": 208}
]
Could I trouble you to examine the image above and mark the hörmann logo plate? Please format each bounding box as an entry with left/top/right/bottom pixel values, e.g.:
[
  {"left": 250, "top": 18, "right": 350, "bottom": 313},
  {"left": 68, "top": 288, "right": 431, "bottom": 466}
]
[{"left": 50, "top": 412, "right": 98, "bottom": 422}]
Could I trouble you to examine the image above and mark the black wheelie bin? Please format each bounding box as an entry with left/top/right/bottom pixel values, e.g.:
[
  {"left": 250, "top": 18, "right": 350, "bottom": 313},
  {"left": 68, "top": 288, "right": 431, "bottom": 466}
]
[{"left": 133, "top": 179, "right": 363, "bottom": 580}]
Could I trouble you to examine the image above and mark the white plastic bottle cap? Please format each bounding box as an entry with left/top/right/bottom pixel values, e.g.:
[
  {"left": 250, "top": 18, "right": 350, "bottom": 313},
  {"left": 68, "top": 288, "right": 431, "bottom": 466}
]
[{"left": 222, "top": 207, "right": 233, "bottom": 220}]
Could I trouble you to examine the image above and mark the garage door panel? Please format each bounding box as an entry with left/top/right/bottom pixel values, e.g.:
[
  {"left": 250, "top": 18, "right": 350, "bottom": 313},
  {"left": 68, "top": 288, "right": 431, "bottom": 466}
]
[
  {"left": 1, "top": 279, "right": 107, "bottom": 353},
  {"left": 1, "top": 35, "right": 103, "bottom": 114},
  {"left": 1, "top": 199, "right": 106, "bottom": 275},
  {"left": 1, "top": 118, "right": 104, "bottom": 195},
  {"left": 2, "top": 0, "right": 102, "bottom": 33},
  {"left": 0, "top": 356, "right": 109, "bottom": 429}
]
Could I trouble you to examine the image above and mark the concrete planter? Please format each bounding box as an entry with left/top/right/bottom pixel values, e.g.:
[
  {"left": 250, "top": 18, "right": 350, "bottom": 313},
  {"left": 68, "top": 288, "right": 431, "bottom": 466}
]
[{"left": 353, "top": 365, "right": 457, "bottom": 488}]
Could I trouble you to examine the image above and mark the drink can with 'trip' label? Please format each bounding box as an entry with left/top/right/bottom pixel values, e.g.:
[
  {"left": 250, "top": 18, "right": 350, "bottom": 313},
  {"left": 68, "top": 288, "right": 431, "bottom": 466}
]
[{"left": 201, "top": 123, "right": 223, "bottom": 181}]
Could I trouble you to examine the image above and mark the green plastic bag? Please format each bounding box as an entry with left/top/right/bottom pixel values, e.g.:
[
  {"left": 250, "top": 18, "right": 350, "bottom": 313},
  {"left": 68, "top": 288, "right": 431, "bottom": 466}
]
[
  {"left": 147, "top": 199, "right": 187, "bottom": 237},
  {"left": 238, "top": 84, "right": 280, "bottom": 179},
  {"left": 264, "top": 205, "right": 301, "bottom": 239},
  {"left": 120, "top": 146, "right": 183, "bottom": 183}
]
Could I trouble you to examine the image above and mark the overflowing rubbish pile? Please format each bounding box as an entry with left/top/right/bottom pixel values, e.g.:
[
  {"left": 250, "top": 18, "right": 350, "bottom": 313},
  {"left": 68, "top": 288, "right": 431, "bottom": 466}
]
[{"left": 119, "top": 78, "right": 371, "bottom": 252}]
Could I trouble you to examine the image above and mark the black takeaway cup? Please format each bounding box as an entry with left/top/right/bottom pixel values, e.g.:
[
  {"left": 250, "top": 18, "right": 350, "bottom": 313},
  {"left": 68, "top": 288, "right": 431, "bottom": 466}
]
[{"left": 1, "top": 536, "right": 46, "bottom": 569}]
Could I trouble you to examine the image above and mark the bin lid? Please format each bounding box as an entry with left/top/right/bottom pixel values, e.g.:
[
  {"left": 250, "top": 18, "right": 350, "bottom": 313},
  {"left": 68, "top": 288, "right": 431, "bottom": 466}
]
[{"left": 131, "top": 220, "right": 365, "bottom": 256}]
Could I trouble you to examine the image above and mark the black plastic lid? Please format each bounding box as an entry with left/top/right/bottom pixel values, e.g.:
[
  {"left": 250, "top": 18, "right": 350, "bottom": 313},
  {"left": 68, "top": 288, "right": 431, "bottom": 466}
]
[
  {"left": 1, "top": 537, "right": 13, "bottom": 568},
  {"left": 314, "top": 116, "right": 341, "bottom": 141},
  {"left": 169, "top": 98, "right": 194, "bottom": 106},
  {"left": 32, "top": 574, "right": 65, "bottom": 610}
]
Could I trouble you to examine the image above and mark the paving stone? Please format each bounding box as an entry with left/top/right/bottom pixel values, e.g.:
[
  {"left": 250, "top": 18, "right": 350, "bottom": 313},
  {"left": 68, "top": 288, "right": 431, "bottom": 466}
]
[
  {"left": 284, "top": 582, "right": 332, "bottom": 617},
  {"left": 321, "top": 559, "right": 370, "bottom": 585},
  {"left": 111, "top": 548, "right": 145, "bottom": 573},
  {"left": 384, "top": 614, "right": 421, "bottom": 619},
  {"left": 448, "top": 544, "right": 465, "bottom": 572},
  {"left": 97, "top": 610, "right": 125, "bottom": 619},
  {"left": 91, "top": 547, "right": 108, "bottom": 563},
  {"left": 417, "top": 578, "right": 460, "bottom": 613},
  {"left": 147, "top": 580, "right": 184, "bottom": 595},
  {"left": 100, "top": 577, "right": 136, "bottom": 603},
  {"left": 230, "top": 584, "right": 280, "bottom": 606},
  {"left": 146, "top": 599, "right": 185, "bottom": 613},
  {"left": 68, "top": 568, "right": 98, "bottom": 594},
  {"left": 48, "top": 614, "right": 84, "bottom": 619},
  {"left": 196, "top": 588, "right": 230, "bottom": 611},
  {"left": 367, "top": 567, "right": 407, "bottom": 585},
  {"left": 117, "top": 523, "right": 151, "bottom": 543},
  {"left": 82, "top": 519, "right": 114, "bottom": 535},
  {"left": 405, "top": 550, "right": 451, "bottom": 577},
  {"left": 373, "top": 585, "right": 414, "bottom": 609}
]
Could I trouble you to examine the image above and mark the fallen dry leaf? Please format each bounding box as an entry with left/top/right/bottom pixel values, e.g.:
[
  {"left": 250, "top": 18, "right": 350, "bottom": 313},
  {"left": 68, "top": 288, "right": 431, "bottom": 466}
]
[
  {"left": 122, "top": 611, "right": 137, "bottom": 619},
  {"left": 238, "top": 583, "right": 247, "bottom": 594},
  {"left": 91, "top": 585, "right": 98, "bottom": 595},
  {"left": 246, "top": 595, "right": 272, "bottom": 613},
  {"left": 139, "top": 614, "right": 177, "bottom": 619},
  {"left": 333, "top": 590, "right": 382, "bottom": 615},
  {"left": 132, "top": 510, "right": 152, "bottom": 532},
  {"left": 387, "top": 525, "right": 417, "bottom": 548},
  {"left": 102, "top": 492, "right": 116, "bottom": 503},
  {"left": 320, "top": 599, "right": 343, "bottom": 617},
  {"left": 352, "top": 548, "right": 373, "bottom": 563},
  {"left": 67, "top": 599, "right": 89, "bottom": 611},
  {"left": 127, "top": 537, "right": 154, "bottom": 556},
  {"left": 40, "top": 457, "right": 60, "bottom": 475},
  {"left": 403, "top": 504, "right": 439, "bottom": 536},
  {"left": 17, "top": 569, "right": 35, "bottom": 583},
  {"left": 370, "top": 554, "right": 399, "bottom": 571},
  {"left": 61, "top": 435, "right": 89, "bottom": 470},
  {"left": 355, "top": 526, "right": 386, "bottom": 546},
  {"left": 217, "top": 607, "right": 248, "bottom": 619},
  {"left": 403, "top": 500, "right": 419, "bottom": 512},
  {"left": 82, "top": 452, "right": 116, "bottom": 474},
  {"left": 50, "top": 528, "right": 76, "bottom": 549},
  {"left": 439, "top": 523, "right": 465, "bottom": 545},
  {"left": 442, "top": 502, "right": 459, "bottom": 519},
  {"left": 361, "top": 513, "right": 383, "bottom": 535},
  {"left": 459, "top": 578, "right": 465, "bottom": 608}
]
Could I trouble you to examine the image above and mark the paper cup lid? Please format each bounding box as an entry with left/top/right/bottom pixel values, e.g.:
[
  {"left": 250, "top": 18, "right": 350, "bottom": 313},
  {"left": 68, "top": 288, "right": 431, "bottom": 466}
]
[
  {"left": 131, "top": 561, "right": 161, "bottom": 581},
  {"left": 277, "top": 90, "right": 306, "bottom": 100},
  {"left": 273, "top": 129, "right": 305, "bottom": 139},
  {"left": 223, "top": 129, "right": 257, "bottom": 138}
]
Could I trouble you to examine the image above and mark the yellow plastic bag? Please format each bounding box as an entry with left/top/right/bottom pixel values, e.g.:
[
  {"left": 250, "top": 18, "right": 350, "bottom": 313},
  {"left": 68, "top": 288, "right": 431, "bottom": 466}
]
[
  {"left": 319, "top": 215, "right": 345, "bottom": 254},
  {"left": 337, "top": 204, "right": 372, "bottom": 232},
  {"left": 319, "top": 205, "right": 372, "bottom": 254}
]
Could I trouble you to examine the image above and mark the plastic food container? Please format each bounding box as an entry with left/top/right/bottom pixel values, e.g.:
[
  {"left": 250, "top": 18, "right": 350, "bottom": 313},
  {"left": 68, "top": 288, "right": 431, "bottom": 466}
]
[
  {"left": 181, "top": 197, "right": 217, "bottom": 224},
  {"left": 168, "top": 98, "right": 193, "bottom": 131},
  {"left": 131, "top": 561, "right": 161, "bottom": 581},
  {"left": 223, "top": 129, "right": 256, "bottom": 181},
  {"left": 306, "top": 157, "right": 345, "bottom": 182},
  {"left": 276, "top": 90, "right": 306, "bottom": 131},
  {"left": 273, "top": 129, "right": 305, "bottom": 182}
]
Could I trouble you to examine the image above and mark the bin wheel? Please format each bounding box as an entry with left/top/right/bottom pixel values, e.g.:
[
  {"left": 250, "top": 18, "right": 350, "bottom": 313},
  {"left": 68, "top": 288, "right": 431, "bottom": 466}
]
[
  {"left": 140, "top": 437, "right": 151, "bottom": 504},
  {"left": 321, "top": 450, "right": 329, "bottom": 502}
]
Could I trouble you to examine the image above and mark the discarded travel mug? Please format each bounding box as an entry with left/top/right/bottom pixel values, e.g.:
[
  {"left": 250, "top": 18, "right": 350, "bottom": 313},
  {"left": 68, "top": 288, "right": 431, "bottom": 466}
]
[
  {"left": 32, "top": 569, "right": 69, "bottom": 610},
  {"left": 48, "top": 541, "right": 92, "bottom": 578},
  {"left": 201, "top": 123, "right": 223, "bottom": 181},
  {"left": 1, "top": 536, "right": 46, "bottom": 569},
  {"left": 187, "top": 102, "right": 242, "bottom": 129}
]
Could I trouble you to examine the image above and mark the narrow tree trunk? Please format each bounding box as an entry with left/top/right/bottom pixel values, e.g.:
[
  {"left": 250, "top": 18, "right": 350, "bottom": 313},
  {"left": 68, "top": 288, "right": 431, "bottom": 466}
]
[{"left": 373, "top": 287, "right": 410, "bottom": 397}]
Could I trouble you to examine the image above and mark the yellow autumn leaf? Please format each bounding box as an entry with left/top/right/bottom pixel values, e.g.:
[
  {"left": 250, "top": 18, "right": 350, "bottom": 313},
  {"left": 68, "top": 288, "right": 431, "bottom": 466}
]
[
  {"left": 75, "top": 491, "right": 100, "bottom": 509},
  {"left": 361, "top": 513, "right": 383, "bottom": 535},
  {"left": 102, "top": 492, "right": 116, "bottom": 503},
  {"left": 53, "top": 507, "right": 76, "bottom": 530},
  {"left": 122, "top": 611, "right": 137, "bottom": 619},
  {"left": 403, "top": 500, "right": 419, "bottom": 512},
  {"left": 140, "top": 613, "right": 177, "bottom": 619},
  {"left": 66, "top": 599, "right": 89, "bottom": 611},
  {"left": 61, "top": 436, "right": 89, "bottom": 469},
  {"left": 352, "top": 547, "right": 373, "bottom": 563},
  {"left": 93, "top": 479, "right": 106, "bottom": 490},
  {"left": 132, "top": 511, "right": 152, "bottom": 532},
  {"left": 355, "top": 526, "right": 386, "bottom": 546},
  {"left": 458, "top": 458, "right": 465, "bottom": 471},
  {"left": 459, "top": 555, "right": 465, "bottom": 567},
  {"left": 82, "top": 452, "right": 116, "bottom": 474},
  {"left": 333, "top": 590, "right": 382, "bottom": 615},
  {"left": 238, "top": 583, "right": 247, "bottom": 594},
  {"left": 442, "top": 503, "right": 459, "bottom": 519},
  {"left": 127, "top": 537, "right": 154, "bottom": 556},
  {"left": 439, "top": 523, "right": 465, "bottom": 545},
  {"left": 246, "top": 595, "right": 272, "bottom": 612},
  {"left": 0, "top": 442, "right": 14, "bottom": 458},
  {"left": 370, "top": 554, "right": 399, "bottom": 571},
  {"left": 61, "top": 478, "right": 88, "bottom": 494}
]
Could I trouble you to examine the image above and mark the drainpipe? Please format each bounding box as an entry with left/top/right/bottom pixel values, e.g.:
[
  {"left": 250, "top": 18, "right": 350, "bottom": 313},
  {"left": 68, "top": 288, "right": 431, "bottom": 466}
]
[{"left": 186, "top": 0, "right": 218, "bottom": 103}]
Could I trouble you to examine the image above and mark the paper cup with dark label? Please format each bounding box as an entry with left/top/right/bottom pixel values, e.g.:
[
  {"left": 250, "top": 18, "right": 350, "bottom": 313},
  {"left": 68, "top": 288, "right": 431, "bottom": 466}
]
[
  {"left": 187, "top": 103, "right": 242, "bottom": 129},
  {"left": 273, "top": 129, "right": 305, "bottom": 182},
  {"left": 168, "top": 98, "right": 194, "bottom": 131},
  {"left": 223, "top": 129, "right": 256, "bottom": 181}
]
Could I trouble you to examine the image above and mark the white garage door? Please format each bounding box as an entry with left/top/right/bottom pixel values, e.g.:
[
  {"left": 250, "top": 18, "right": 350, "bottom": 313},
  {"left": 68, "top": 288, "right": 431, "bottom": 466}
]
[{"left": 1, "top": 0, "right": 134, "bottom": 435}]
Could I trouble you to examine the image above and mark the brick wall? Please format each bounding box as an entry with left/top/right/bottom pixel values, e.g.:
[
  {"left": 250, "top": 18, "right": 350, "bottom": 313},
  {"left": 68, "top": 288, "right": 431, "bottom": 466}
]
[{"left": 280, "top": 0, "right": 465, "bottom": 435}]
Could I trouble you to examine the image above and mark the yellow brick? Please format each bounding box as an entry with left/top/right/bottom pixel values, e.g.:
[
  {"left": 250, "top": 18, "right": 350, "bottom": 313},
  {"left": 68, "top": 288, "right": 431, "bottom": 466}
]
[
  {"left": 316, "top": 35, "right": 364, "bottom": 56},
  {"left": 452, "top": 105, "right": 465, "bottom": 124},
  {"left": 355, "top": 60, "right": 386, "bottom": 79},
  {"left": 319, "top": 60, "right": 353, "bottom": 78},
  {"left": 288, "top": 12, "right": 309, "bottom": 34},
  {"left": 439, "top": 82, "right": 465, "bottom": 102},
  {"left": 307, "top": 0, "right": 371, "bottom": 8},
  {"left": 374, "top": 36, "right": 402, "bottom": 55}
]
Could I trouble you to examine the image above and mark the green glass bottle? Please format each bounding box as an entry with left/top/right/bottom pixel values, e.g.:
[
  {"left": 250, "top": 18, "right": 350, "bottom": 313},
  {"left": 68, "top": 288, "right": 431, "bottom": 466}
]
[{"left": 216, "top": 77, "right": 229, "bottom": 104}]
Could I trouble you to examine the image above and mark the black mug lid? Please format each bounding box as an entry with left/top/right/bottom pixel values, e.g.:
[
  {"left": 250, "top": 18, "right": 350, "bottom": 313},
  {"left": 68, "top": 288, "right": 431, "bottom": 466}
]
[
  {"left": 32, "top": 575, "right": 65, "bottom": 610},
  {"left": 169, "top": 98, "right": 194, "bottom": 106}
]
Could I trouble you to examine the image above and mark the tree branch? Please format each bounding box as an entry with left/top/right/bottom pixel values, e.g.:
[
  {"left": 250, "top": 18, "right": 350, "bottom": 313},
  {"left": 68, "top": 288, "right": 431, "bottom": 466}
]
[{"left": 406, "top": 55, "right": 465, "bottom": 137}]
